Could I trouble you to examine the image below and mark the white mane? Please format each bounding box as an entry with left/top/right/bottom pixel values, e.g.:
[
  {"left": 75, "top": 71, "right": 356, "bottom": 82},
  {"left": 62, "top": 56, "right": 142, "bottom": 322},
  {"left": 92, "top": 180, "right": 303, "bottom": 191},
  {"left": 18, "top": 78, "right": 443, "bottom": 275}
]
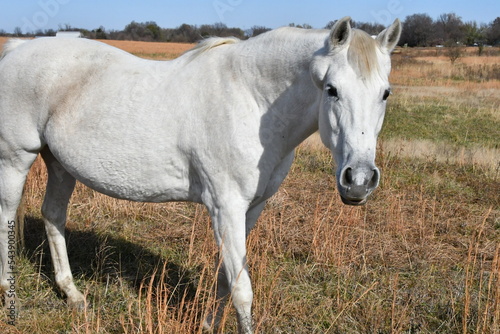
[{"left": 183, "top": 36, "right": 240, "bottom": 60}]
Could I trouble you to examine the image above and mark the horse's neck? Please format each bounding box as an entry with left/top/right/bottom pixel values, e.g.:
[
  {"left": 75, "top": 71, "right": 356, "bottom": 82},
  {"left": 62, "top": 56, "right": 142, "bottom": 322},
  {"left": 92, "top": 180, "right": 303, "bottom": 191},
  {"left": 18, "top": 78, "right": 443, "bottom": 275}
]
[{"left": 238, "top": 30, "right": 327, "bottom": 152}]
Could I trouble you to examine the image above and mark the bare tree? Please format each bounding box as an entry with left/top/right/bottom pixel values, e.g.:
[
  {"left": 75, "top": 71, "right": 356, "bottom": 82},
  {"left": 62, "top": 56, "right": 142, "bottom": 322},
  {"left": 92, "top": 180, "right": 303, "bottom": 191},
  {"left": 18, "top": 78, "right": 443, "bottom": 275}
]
[
  {"left": 400, "top": 13, "right": 435, "bottom": 46},
  {"left": 486, "top": 17, "right": 500, "bottom": 45},
  {"left": 352, "top": 21, "right": 385, "bottom": 35},
  {"left": 436, "top": 13, "right": 465, "bottom": 43},
  {"left": 248, "top": 26, "right": 271, "bottom": 37},
  {"left": 13, "top": 27, "right": 22, "bottom": 36}
]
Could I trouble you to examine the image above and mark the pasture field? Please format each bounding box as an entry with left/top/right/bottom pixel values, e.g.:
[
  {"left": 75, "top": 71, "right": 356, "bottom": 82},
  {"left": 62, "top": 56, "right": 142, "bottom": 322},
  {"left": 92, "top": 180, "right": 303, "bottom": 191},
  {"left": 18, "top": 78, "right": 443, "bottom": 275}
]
[{"left": 0, "top": 38, "right": 499, "bottom": 333}]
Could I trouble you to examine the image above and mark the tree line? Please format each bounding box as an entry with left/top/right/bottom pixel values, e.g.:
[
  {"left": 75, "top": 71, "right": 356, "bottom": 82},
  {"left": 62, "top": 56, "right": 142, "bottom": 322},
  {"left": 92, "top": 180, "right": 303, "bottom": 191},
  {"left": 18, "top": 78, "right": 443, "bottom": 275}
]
[
  {"left": 400, "top": 13, "right": 500, "bottom": 47},
  {"left": 0, "top": 21, "right": 258, "bottom": 42},
  {"left": 1, "top": 13, "right": 499, "bottom": 46}
]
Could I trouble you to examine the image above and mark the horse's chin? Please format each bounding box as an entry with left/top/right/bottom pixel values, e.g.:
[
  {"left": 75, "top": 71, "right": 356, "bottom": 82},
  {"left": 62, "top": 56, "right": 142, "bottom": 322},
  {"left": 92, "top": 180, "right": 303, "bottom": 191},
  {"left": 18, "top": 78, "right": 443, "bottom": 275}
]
[{"left": 340, "top": 196, "right": 367, "bottom": 206}]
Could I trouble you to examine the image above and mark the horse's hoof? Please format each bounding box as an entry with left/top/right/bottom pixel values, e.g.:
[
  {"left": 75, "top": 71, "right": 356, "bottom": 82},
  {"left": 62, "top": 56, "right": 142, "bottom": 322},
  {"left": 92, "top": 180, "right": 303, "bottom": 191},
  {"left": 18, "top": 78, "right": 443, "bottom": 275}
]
[{"left": 67, "top": 295, "right": 86, "bottom": 311}]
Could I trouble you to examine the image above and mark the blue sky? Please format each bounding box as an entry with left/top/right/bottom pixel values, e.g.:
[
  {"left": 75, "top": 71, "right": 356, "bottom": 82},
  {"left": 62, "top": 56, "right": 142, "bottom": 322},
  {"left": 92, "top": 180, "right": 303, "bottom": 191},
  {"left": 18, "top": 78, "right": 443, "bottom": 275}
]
[{"left": 1, "top": 0, "right": 499, "bottom": 34}]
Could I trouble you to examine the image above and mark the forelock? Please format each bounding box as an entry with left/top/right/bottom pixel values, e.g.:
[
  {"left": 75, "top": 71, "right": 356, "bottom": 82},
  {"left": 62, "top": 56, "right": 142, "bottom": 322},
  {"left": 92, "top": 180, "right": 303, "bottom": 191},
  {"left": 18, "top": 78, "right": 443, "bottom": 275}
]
[{"left": 347, "top": 29, "right": 383, "bottom": 81}]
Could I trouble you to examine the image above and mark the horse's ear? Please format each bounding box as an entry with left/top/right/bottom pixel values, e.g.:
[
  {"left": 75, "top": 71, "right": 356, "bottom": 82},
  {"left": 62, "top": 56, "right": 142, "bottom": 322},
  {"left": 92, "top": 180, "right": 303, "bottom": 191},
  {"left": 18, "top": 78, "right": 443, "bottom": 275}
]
[
  {"left": 376, "top": 18, "right": 402, "bottom": 53},
  {"left": 329, "top": 16, "right": 352, "bottom": 48}
]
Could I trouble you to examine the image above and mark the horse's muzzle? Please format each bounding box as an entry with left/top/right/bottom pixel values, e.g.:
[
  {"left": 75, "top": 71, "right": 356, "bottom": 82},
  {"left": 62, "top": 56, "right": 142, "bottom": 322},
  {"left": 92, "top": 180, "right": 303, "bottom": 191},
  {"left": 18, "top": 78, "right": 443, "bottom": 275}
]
[{"left": 338, "top": 166, "right": 380, "bottom": 206}]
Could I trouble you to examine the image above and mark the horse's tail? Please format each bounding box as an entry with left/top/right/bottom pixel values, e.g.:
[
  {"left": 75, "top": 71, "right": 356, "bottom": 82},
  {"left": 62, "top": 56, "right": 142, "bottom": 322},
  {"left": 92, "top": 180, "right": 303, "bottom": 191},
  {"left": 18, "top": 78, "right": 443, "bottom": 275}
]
[{"left": 1, "top": 39, "right": 28, "bottom": 60}]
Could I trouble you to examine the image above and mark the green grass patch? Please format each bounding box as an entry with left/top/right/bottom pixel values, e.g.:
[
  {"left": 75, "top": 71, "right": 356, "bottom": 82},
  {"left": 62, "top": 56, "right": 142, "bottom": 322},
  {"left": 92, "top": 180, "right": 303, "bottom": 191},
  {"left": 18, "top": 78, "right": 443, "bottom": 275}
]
[{"left": 382, "top": 100, "right": 500, "bottom": 149}]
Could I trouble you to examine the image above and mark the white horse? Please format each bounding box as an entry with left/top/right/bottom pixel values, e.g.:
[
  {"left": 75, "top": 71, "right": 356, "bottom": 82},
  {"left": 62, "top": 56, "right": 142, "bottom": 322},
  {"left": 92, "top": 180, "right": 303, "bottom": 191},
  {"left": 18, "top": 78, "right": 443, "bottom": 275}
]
[{"left": 0, "top": 17, "right": 400, "bottom": 333}]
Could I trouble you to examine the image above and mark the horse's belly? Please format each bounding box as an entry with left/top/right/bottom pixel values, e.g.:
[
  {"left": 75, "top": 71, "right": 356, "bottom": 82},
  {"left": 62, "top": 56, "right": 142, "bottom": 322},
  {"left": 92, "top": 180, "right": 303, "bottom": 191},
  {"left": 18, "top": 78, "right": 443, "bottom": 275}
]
[
  {"left": 43, "top": 90, "right": 206, "bottom": 202},
  {"left": 47, "top": 129, "right": 201, "bottom": 203},
  {"left": 73, "top": 154, "right": 199, "bottom": 202},
  {"left": 81, "top": 159, "right": 199, "bottom": 203}
]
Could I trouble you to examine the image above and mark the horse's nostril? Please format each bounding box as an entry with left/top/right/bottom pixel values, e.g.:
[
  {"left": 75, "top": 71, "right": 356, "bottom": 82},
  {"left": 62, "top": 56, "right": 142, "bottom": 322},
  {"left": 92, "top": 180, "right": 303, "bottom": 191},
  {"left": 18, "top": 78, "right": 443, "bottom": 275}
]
[
  {"left": 368, "top": 168, "right": 380, "bottom": 189},
  {"left": 341, "top": 166, "right": 379, "bottom": 189},
  {"left": 344, "top": 167, "right": 353, "bottom": 184},
  {"left": 339, "top": 166, "right": 379, "bottom": 205}
]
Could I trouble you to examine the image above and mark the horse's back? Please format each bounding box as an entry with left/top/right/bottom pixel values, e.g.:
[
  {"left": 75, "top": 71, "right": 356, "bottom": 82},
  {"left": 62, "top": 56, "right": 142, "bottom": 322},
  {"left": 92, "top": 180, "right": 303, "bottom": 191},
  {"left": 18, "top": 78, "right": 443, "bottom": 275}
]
[{"left": 0, "top": 37, "right": 138, "bottom": 119}]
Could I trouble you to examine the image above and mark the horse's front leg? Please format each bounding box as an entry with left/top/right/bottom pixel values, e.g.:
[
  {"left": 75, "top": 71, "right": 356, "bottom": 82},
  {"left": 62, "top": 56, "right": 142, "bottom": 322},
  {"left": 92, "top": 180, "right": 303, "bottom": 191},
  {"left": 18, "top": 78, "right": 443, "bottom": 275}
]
[
  {"left": 205, "top": 198, "right": 254, "bottom": 334},
  {"left": 204, "top": 200, "right": 266, "bottom": 332}
]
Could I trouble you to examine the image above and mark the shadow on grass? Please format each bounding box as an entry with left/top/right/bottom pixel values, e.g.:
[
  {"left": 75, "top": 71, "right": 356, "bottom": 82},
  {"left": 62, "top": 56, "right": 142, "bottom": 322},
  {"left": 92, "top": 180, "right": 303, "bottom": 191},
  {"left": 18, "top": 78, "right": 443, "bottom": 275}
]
[{"left": 21, "top": 215, "right": 201, "bottom": 307}]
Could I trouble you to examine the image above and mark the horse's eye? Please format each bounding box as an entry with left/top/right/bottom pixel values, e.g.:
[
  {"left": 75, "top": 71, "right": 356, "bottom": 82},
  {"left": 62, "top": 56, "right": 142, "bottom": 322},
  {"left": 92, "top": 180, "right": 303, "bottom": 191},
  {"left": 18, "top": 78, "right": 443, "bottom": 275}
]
[
  {"left": 383, "top": 89, "right": 391, "bottom": 101},
  {"left": 326, "top": 84, "right": 339, "bottom": 100}
]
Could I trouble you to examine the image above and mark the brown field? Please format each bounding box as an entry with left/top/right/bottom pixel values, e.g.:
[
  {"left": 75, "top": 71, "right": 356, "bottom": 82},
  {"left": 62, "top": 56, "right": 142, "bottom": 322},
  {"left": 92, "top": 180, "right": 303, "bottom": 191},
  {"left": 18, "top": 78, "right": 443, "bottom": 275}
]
[
  {"left": 96, "top": 39, "right": 194, "bottom": 59},
  {"left": 0, "top": 37, "right": 499, "bottom": 333}
]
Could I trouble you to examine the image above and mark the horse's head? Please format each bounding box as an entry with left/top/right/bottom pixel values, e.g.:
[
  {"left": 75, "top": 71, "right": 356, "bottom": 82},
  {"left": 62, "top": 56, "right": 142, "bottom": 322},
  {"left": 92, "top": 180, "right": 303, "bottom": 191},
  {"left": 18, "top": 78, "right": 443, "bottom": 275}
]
[{"left": 311, "top": 17, "right": 401, "bottom": 205}]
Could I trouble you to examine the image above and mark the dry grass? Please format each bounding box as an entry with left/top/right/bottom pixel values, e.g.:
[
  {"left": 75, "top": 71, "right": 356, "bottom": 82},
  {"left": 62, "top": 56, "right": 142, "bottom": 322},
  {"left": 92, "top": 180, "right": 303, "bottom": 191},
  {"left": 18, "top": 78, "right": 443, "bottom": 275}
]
[
  {"left": 0, "top": 40, "right": 499, "bottom": 333},
  {"left": 391, "top": 49, "right": 500, "bottom": 88},
  {"left": 381, "top": 138, "right": 500, "bottom": 174},
  {"left": 4, "top": 145, "right": 498, "bottom": 333},
  {"left": 305, "top": 133, "right": 500, "bottom": 177}
]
